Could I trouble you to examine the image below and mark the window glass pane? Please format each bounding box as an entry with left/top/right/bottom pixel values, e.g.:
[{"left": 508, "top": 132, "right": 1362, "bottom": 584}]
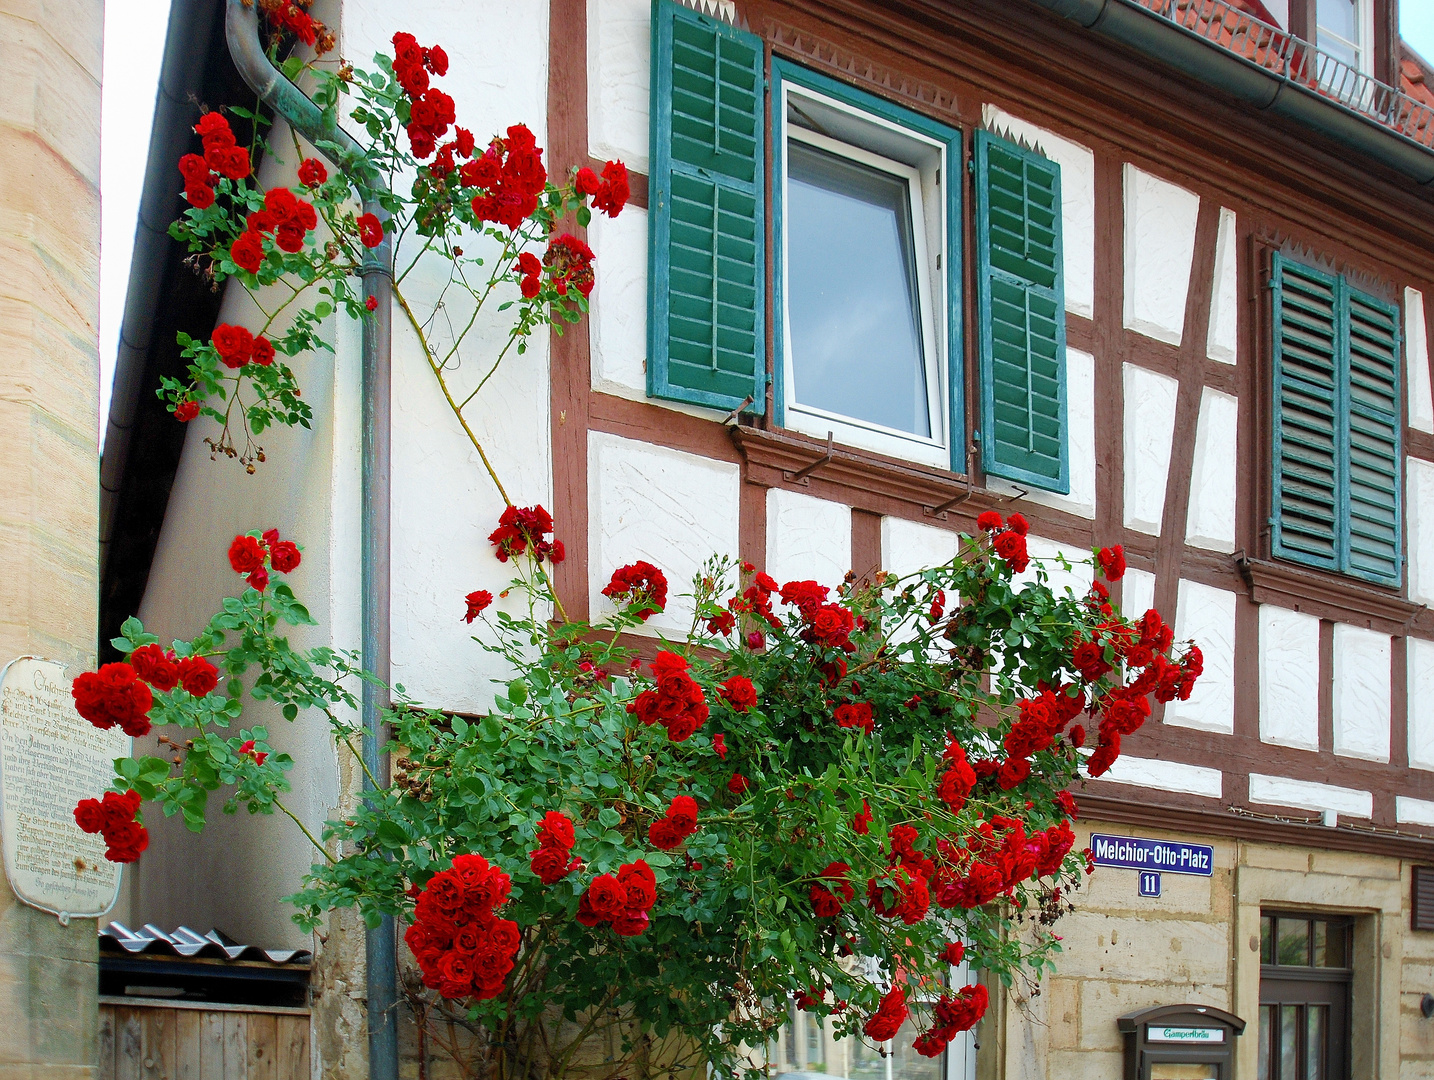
[
  {"left": 1323, "top": 922, "right": 1348, "bottom": 968},
  {"left": 1281, "top": 1006, "right": 1299, "bottom": 1078},
  {"left": 1316, "top": 0, "right": 1360, "bottom": 67},
  {"left": 805, "top": 1011, "right": 825, "bottom": 1068},
  {"left": 1317, "top": 0, "right": 1359, "bottom": 42},
  {"left": 1306, "top": 1004, "right": 1327, "bottom": 1080},
  {"left": 843, "top": 1031, "right": 886, "bottom": 1080},
  {"left": 786, "top": 140, "right": 930, "bottom": 438},
  {"left": 1259, "top": 1006, "right": 1272, "bottom": 1080},
  {"left": 1278, "top": 918, "right": 1311, "bottom": 966},
  {"left": 1262, "top": 916, "right": 1274, "bottom": 964},
  {"left": 1312, "top": 920, "right": 1327, "bottom": 967},
  {"left": 887, "top": 1015, "right": 943, "bottom": 1080}
]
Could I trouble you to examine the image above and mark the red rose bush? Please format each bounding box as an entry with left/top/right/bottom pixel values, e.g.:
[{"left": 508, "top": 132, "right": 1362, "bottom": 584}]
[{"left": 101, "top": 16, "right": 1204, "bottom": 1080}]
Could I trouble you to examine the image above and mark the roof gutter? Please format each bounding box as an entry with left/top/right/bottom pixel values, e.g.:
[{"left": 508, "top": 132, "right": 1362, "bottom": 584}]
[
  {"left": 223, "top": 6, "right": 398, "bottom": 1080},
  {"left": 1024, "top": 0, "right": 1434, "bottom": 185},
  {"left": 100, "top": 0, "right": 219, "bottom": 577}
]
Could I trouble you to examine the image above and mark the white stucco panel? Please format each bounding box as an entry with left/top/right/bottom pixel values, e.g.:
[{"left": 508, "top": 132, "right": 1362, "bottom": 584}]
[
  {"left": 1184, "top": 387, "right": 1238, "bottom": 552},
  {"left": 997, "top": 348, "right": 1095, "bottom": 518},
  {"left": 1123, "top": 164, "right": 1201, "bottom": 346},
  {"left": 880, "top": 516, "right": 961, "bottom": 579},
  {"left": 981, "top": 107, "right": 1095, "bottom": 319},
  {"left": 766, "top": 488, "right": 851, "bottom": 590},
  {"left": 1091, "top": 754, "right": 1222, "bottom": 799},
  {"left": 1164, "top": 580, "right": 1235, "bottom": 734},
  {"left": 588, "top": 432, "right": 741, "bottom": 636},
  {"left": 1257, "top": 605, "right": 1320, "bottom": 751},
  {"left": 1120, "top": 567, "right": 1156, "bottom": 621},
  {"left": 1408, "top": 637, "right": 1434, "bottom": 771},
  {"left": 589, "top": 204, "right": 648, "bottom": 397},
  {"left": 1397, "top": 796, "right": 1434, "bottom": 827},
  {"left": 1248, "top": 774, "right": 1373, "bottom": 819},
  {"left": 1407, "top": 288, "right": 1434, "bottom": 434},
  {"left": 1122, "top": 363, "right": 1179, "bottom": 534},
  {"left": 588, "top": 0, "right": 651, "bottom": 172},
  {"left": 1409, "top": 457, "right": 1434, "bottom": 607},
  {"left": 1206, "top": 208, "right": 1239, "bottom": 365},
  {"left": 1017, "top": 535, "right": 1093, "bottom": 600},
  {"left": 1332, "top": 623, "right": 1391, "bottom": 762}
]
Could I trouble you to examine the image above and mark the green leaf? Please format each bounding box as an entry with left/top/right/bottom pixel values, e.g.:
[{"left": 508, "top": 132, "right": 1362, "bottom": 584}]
[{"left": 597, "top": 807, "right": 622, "bottom": 828}]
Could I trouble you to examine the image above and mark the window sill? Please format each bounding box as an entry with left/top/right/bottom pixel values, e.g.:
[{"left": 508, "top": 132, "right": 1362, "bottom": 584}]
[{"left": 1236, "top": 554, "right": 1418, "bottom": 635}]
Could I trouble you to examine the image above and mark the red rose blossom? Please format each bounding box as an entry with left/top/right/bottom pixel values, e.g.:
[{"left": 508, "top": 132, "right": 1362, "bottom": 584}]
[
  {"left": 717, "top": 676, "right": 757, "bottom": 712},
  {"left": 357, "top": 212, "right": 384, "bottom": 248},
  {"left": 129, "top": 645, "right": 180, "bottom": 692},
  {"left": 863, "top": 985, "right": 909, "bottom": 1042},
  {"left": 297, "top": 157, "right": 327, "bottom": 187},
  {"left": 1097, "top": 544, "right": 1126, "bottom": 581},
  {"left": 231, "top": 231, "right": 264, "bottom": 273},
  {"left": 228, "top": 535, "right": 266, "bottom": 574},
  {"left": 177, "top": 655, "right": 219, "bottom": 698},
  {"left": 72, "top": 665, "right": 153, "bottom": 737}
]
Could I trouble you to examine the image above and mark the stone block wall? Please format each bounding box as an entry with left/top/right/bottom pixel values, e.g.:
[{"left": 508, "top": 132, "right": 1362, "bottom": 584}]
[{"left": 0, "top": 0, "right": 104, "bottom": 1076}]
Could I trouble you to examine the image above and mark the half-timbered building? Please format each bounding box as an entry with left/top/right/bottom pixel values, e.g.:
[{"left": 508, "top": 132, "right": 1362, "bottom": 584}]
[{"left": 104, "top": 0, "right": 1434, "bottom": 1074}]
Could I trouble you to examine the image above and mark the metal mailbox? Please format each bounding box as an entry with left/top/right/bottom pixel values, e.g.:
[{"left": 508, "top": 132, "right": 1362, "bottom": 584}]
[{"left": 1118, "top": 1004, "right": 1245, "bottom": 1079}]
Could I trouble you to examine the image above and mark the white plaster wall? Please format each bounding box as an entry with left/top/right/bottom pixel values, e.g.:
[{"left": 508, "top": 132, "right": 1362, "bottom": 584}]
[
  {"left": 1407, "top": 287, "right": 1434, "bottom": 434},
  {"left": 981, "top": 107, "right": 1095, "bottom": 319},
  {"left": 880, "top": 516, "right": 961, "bottom": 578},
  {"left": 1332, "top": 623, "right": 1391, "bottom": 762},
  {"left": 1164, "top": 579, "right": 1235, "bottom": 734},
  {"left": 1397, "top": 796, "right": 1434, "bottom": 826},
  {"left": 993, "top": 348, "right": 1096, "bottom": 518},
  {"left": 1017, "top": 535, "right": 1093, "bottom": 600},
  {"left": 1206, "top": 207, "right": 1239, "bottom": 365},
  {"left": 1123, "top": 364, "right": 1179, "bottom": 534},
  {"left": 765, "top": 488, "right": 851, "bottom": 590},
  {"left": 590, "top": 204, "right": 648, "bottom": 398},
  {"left": 1409, "top": 456, "right": 1434, "bottom": 606},
  {"left": 338, "top": 0, "right": 555, "bottom": 714},
  {"left": 1248, "top": 774, "right": 1373, "bottom": 819},
  {"left": 1184, "top": 387, "right": 1238, "bottom": 552},
  {"left": 1257, "top": 605, "right": 1320, "bottom": 751},
  {"left": 129, "top": 122, "right": 355, "bottom": 947},
  {"left": 1120, "top": 566, "right": 1156, "bottom": 620},
  {"left": 1408, "top": 637, "right": 1434, "bottom": 771},
  {"left": 588, "top": 0, "right": 650, "bottom": 172},
  {"left": 1122, "top": 164, "right": 1201, "bottom": 346},
  {"left": 1091, "top": 754, "right": 1222, "bottom": 798},
  {"left": 588, "top": 432, "right": 740, "bottom": 636}
]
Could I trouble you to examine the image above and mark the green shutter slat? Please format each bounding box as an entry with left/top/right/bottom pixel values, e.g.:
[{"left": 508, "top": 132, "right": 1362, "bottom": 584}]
[
  {"left": 974, "top": 130, "right": 1068, "bottom": 492},
  {"left": 1271, "top": 256, "right": 1402, "bottom": 585},
  {"left": 647, "top": 0, "right": 764, "bottom": 412},
  {"left": 1272, "top": 257, "right": 1342, "bottom": 570},
  {"left": 1344, "top": 287, "right": 1401, "bottom": 583}
]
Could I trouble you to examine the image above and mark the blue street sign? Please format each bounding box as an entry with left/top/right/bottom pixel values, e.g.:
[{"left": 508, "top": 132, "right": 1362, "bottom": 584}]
[
  {"left": 1138, "top": 871, "right": 1162, "bottom": 897},
  {"left": 1089, "top": 833, "right": 1214, "bottom": 877}
]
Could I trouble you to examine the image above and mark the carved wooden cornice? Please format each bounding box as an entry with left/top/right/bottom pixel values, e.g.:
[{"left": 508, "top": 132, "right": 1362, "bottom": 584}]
[
  {"left": 763, "top": 17, "right": 961, "bottom": 117},
  {"left": 1236, "top": 554, "right": 1423, "bottom": 635}
]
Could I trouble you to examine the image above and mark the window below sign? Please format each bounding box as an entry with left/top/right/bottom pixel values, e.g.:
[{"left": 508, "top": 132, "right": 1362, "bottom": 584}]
[{"left": 773, "top": 62, "right": 957, "bottom": 471}]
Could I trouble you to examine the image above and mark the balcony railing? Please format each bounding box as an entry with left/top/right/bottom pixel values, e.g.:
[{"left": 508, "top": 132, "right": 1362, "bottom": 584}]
[{"left": 1125, "top": 0, "right": 1434, "bottom": 151}]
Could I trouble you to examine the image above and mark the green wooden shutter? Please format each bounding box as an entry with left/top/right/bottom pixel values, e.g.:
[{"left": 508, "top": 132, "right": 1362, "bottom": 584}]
[
  {"left": 973, "top": 129, "right": 1068, "bottom": 493},
  {"left": 1271, "top": 255, "right": 1402, "bottom": 586},
  {"left": 1344, "top": 286, "right": 1401, "bottom": 584},
  {"left": 647, "top": 0, "right": 765, "bottom": 413},
  {"left": 1271, "top": 257, "right": 1342, "bottom": 570}
]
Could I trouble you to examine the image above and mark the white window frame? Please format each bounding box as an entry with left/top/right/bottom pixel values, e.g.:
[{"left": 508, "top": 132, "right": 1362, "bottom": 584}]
[{"left": 779, "top": 81, "right": 950, "bottom": 470}]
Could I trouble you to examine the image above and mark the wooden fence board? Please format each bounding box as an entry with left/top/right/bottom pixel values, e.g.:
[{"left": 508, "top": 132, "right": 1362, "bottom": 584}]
[
  {"left": 222, "top": 1013, "right": 249, "bottom": 1080},
  {"left": 246, "top": 1013, "right": 277, "bottom": 1080},
  {"left": 142, "top": 1006, "right": 177, "bottom": 1080},
  {"left": 174, "top": 1011, "right": 202, "bottom": 1080},
  {"left": 99, "top": 1001, "right": 309, "bottom": 1080},
  {"left": 200, "top": 1010, "right": 226, "bottom": 1080},
  {"left": 275, "top": 1016, "right": 309, "bottom": 1080},
  {"left": 98, "top": 1000, "right": 117, "bottom": 1080},
  {"left": 116, "top": 1008, "right": 145, "bottom": 1080}
]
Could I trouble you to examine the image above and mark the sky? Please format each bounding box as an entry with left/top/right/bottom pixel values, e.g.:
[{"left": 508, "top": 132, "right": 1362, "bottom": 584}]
[{"left": 91, "top": 0, "right": 1434, "bottom": 445}]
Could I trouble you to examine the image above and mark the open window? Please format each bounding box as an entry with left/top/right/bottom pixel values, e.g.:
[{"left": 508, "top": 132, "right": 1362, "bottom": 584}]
[{"left": 771, "top": 59, "right": 961, "bottom": 472}]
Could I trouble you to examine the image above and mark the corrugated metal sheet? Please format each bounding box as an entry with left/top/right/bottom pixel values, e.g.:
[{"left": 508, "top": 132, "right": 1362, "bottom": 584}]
[{"left": 100, "top": 923, "right": 311, "bottom": 965}]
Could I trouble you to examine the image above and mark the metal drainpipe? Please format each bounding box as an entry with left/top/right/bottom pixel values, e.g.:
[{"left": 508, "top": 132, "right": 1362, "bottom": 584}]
[{"left": 222, "top": 5, "right": 398, "bottom": 1080}]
